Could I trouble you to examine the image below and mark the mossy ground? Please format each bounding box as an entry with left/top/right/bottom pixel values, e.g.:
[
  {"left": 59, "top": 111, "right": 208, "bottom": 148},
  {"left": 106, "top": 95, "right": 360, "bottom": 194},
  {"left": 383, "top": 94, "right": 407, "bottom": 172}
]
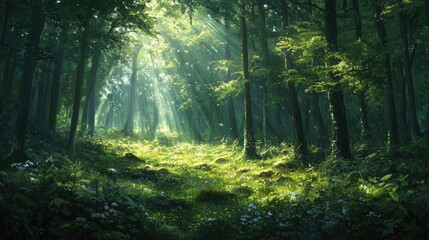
[{"left": 1, "top": 131, "right": 429, "bottom": 239}]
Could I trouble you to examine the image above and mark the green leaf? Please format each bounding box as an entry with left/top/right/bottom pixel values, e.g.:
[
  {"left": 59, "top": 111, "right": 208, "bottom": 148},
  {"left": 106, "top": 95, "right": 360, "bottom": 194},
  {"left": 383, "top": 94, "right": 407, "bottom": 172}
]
[
  {"left": 381, "top": 174, "right": 393, "bottom": 181},
  {"left": 389, "top": 191, "right": 400, "bottom": 202}
]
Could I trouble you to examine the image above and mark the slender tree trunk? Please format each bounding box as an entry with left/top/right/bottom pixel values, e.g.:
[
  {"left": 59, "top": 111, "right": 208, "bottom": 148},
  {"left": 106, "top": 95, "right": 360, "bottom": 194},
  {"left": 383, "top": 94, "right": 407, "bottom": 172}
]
[
  {"left": 150, "top": 104, "right": 159, "bottom": 139},
  {"left": 122, "top": 45, "right": 142, "bottom": 134},
  {"left": 35, "top": 67, "right": 48, "bottom": 122},
  {"left": 1, "top": 50, "right": 13, "bottom": 101},
  {"left": 375, "top": 4, "right": 400, "bottom": 147},
  {"left": 399, "top": 10, "right": 420, "bottom": 137},
  {"left": 66, "top": 1, "right": 92, "bottom": 155},
  {"left": 398, "top": 59, "right": 408, "bottom": 138},
  {"left": 224, "top": 16, "right": 239, "bottom": 140},
  {"left": 281, "top": 0, "right": 307, "bottom": 155},
  {"left": 311, "top": 93, "right": 328, "bottom": 140},
  {"left": 352, "top": 0, "right": 370, "bottom": 139},
  {"left": 48, "top": 23, "right": 68, "bottom": 131},
  {"left": 86, "top": 46, "right": 102, "bottom": 136},
  {"left": 241, "top": 1, "right": 257, "bottom": 158},
  {"left": 257, "top": 0, "right": 269, "bottom": 145},
  {"left": 325, "top": 0, "right": 352, "bottom": 159},
  {"left": 8, "top": 0, "right": 45, "bottom": 161}
]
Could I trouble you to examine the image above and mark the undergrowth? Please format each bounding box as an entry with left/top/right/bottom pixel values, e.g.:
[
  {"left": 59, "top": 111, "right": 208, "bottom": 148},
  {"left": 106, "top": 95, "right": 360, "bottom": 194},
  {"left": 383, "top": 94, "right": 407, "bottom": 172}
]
[{"left": 1, "top": 131, "right": 429, "bottom": 239}]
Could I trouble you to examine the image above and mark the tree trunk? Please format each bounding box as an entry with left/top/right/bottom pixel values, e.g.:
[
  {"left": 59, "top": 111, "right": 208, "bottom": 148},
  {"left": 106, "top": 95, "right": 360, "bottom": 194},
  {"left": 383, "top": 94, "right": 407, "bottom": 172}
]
[
  {"left": 311, "top": 93, "right": 328, "bottom": 141},
  {"left": 224, "top": 16, "right": 239, "bottom": 140},
  {"left": 399, "top": 11, "right": 420, "bottom": 137},
  {"left": 66, "top": 1, "right": 92, "bottom": 155},
  {"left": 325, "top": 0, "right": 352, "bottom": 159},
  {"left": 48, "top": 23, "right": 68, "bottom": 130},
  {"left": 1, "top": 50, "right": 13, "bottom": 101},
  {"left": 351, "top": 0, "right": 370, "bottom": 139},
  {"left": 398, "top": 59, "right": 408, "bottom": 139},
  {"left": 257, "top": 0, "right": 269, "bottom": 145},
  {"left": 241, "top": 1, "right": 257, "bottom": 158},
  {"left": 122, "top": 45, "right": 142, "bottom": 134},
  {"left": 8, "top": 0, "right": 45, "bottom": 161},
  {"left": 150, "top": 104, "right": 159, "bottom": 139},
  {"left": 281, "top": 0, "right": 307, "bottom": 155},
  {"left": 35, "top": 67, "right": 48, "bottom": 122},
  {"left": 86, "top": 46, "right": 102, "bottom": 136},
  {"left": 375, "top": 4, "right": 400, "bottom": 147}
]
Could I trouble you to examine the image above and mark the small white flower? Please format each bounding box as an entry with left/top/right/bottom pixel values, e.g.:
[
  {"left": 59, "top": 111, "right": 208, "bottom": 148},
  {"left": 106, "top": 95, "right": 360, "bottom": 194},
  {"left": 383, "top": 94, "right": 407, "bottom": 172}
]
[
  {"left": 46, "top": 156, "right": 54, "bottom": 163},
  {"left": 111, "top": 202, "right": 118, "bottom": 207}
]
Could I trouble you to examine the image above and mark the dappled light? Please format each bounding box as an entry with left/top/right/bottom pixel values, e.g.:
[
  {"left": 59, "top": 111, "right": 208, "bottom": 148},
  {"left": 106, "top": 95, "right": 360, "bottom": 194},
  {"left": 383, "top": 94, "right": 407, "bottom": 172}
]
[{"left": 1, "top": 0, "right": 429, "bottom": 239}]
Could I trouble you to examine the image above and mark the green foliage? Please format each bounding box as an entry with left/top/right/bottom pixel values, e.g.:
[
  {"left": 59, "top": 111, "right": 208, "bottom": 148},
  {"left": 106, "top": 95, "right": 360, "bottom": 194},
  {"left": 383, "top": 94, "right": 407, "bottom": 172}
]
[{"left": 2, "top": 135, "right": 429, "bottom": 239}]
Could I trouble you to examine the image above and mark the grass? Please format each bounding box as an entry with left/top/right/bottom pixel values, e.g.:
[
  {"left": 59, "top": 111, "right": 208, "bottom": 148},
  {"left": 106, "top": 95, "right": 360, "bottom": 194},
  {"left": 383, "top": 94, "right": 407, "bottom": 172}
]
[{"left": 1, "top": 131, "right": 429, "bottom": 239}]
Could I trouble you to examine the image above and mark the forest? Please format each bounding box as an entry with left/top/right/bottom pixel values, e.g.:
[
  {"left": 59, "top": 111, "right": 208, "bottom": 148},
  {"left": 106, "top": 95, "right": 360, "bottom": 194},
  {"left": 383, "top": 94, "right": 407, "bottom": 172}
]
[{"left": 0, "top": 0, "right": 428, "bottom": 239}]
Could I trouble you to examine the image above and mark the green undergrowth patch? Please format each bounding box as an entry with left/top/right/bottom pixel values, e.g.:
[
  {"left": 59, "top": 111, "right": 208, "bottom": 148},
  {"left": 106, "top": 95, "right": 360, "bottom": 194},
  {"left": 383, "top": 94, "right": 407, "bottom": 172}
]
[{"left": 1, "top": 134, "right": 429, "bottom": 239}]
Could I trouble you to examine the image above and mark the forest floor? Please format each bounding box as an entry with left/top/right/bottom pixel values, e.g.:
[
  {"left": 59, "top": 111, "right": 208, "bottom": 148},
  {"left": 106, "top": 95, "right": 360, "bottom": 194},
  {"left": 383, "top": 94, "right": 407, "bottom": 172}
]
[{"left": 1, "top": 128, "right": 429, "bottom": 239}]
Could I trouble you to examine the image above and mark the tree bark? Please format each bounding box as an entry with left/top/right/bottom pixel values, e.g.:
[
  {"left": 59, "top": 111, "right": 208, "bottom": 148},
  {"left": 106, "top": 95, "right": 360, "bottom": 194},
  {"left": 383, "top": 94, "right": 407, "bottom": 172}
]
[
  {"left": 241, "top": 1, "right": 257, "bottom": 158},
  {"left": 398, "top": 59, "right": 409, "bottom": 139},
  {"left": 86, "top": 46, "right": 102, "bottom": 136},
  {"left": 66, "top": 1, "right": 93, "bottom": 155},
  {"left": 399, "top": 10, "right": 420, "bottom": 137},
  {"left": 325, "top": 0, "right": 352, "bottom": 159},
  {"left": 312, "top": 93, "right": 328, "bottom": 141},
  {"left": 224, "top": 16, "right": 239, "bottom": 140},
  {"left": 257, "top": 0, "right": 269, "bottom": 145},
  {"left": 122, "top": 45, "right": 142, "bottom": 134},
  {"left": 375, "top": 4, "right": 400, "bottom": 147},
  {"left": 48, "top": 23, "right": 68, "bottom": 130},
  {"left": 281, "top": 0, "right": 307, "bottom": 155},
  {"left": 351, "top": 0, "right": 370, "bottom": 139},
  {"left": 8, "top": 0, "right": 45, "bottom": 161}
]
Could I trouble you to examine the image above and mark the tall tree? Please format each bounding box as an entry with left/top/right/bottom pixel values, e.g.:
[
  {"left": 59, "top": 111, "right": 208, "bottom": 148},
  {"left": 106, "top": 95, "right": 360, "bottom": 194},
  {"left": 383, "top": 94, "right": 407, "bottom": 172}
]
[
  {"left": 374, "top": 2, "right": 400, "bottom": 147},
  {"left": 241, "top": 0, "right": 258, "bottom": 158},
  {"left": 281, "top": 0, "right": 307, "bottom": 155},
  {"left": 224, "top": 15, "right": 239, "bottom": 140},
  {"left": 66, "top": 0, "right": 93, "bottom": 155},
  {"left": 257, "top": 0, "right": 269, "bottom": 145},
  {"left": 325, "top": 0, "right": 352, "bottom": 159},
  {"left": 86, "top": 46, "right": 102, "bottom": 136},
  {"left": 122, "top": 44, "right": 142, "bottom": 134},
  {"left": 48, "top": 22, "right": 68, "bottom": 131},
  {"left": 351, "top": 0, "right": 370, "bottom": 139},
  {"left": 398, "top": 4, "right": 420, "bottom": 137},
  {"left": 8, "top": 0, "right": 46, "bottom": 161}
]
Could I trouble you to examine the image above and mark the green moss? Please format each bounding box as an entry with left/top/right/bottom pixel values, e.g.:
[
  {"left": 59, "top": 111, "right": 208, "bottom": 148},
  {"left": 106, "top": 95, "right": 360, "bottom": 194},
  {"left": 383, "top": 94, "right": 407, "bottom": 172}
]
[{"left": 195, "top": 189, "right": 236, "bottom": 203}]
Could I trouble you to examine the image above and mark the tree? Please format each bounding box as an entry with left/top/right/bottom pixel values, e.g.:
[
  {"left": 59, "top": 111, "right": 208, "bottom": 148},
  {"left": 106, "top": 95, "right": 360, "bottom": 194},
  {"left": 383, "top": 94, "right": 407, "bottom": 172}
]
[
  {"left": 280, "top": 0, "right": 307, "bottom": 155},
  {"left": 374, "top": 2, "right": 400, "bottom": 147},
  {"left": 66, "top": 0, "right": 93, "bottom": 155},
  {"left": 352, "top": 0, "right": 370, "bottom": 139},
  {"left": 8, "top": 0, "right": 46, "bottom": 161},
  {"left": 241, "top": 0, "right": 258, "bottom": 158},
  {"left": 48, "top": 22, "right": 69, "bottom": 131},
  {"left": 398, "top": 3, "right": 420, "bottom": 137},
  {"left": 325, "top": 0, "right": 352, "bottom": 159}
]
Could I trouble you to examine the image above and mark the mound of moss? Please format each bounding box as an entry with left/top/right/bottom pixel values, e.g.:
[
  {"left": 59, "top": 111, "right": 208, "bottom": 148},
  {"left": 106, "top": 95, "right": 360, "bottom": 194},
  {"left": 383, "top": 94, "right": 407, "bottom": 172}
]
[{"left": 195, "top": 189, "right": 236, "bottom": 203}]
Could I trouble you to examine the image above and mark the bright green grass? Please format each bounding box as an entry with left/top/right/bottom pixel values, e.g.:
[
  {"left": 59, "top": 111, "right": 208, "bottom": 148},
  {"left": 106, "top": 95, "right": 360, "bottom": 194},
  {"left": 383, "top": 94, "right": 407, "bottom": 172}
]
[{"left": 3, "top": 133, "right": 429, "bottom": 239}]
